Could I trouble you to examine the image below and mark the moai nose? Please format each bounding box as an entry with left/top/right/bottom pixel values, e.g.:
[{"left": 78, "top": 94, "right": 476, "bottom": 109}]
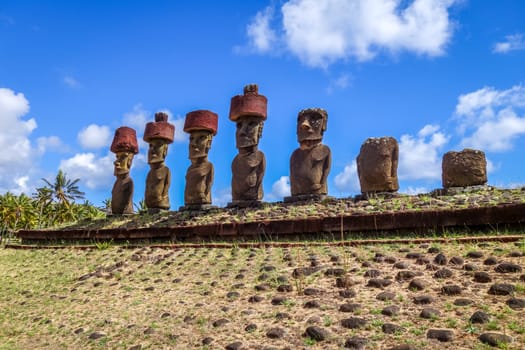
[{"left": 300, "top": 120, "right": 311, "bottom": 130}]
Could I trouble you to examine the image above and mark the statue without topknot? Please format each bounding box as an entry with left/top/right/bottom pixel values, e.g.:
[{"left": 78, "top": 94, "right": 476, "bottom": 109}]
[
  {"left": 143, "top": 112, "right": 174, "bottom": 212},
  {"left": 110, "top": 126, "right": 139, "bottom": 215},
  {"left": 286, "top": 108, "right": 331, "bottom": 202},
  {"left": 182, "top": 109, "right": 218, "bottom": 210},
  {"left": 357, "top": 137, "right": 399, "bottom": 195},
  {"left": 228, "top": 84, "right": 267, "bottom": 207}
]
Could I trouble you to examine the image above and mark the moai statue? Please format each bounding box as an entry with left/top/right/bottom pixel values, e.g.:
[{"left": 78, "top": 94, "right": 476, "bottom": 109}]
[
  {"left": 110, "top": 127, "right": 139, "bottom": 215},
  {"left": 287, "top": 108, "right": 331, "bottom": 202},
  {"left": 228, "top": 84, "right": 267, "bottom": 207},
  {"left": 442, "top": 148, "right": 487, "bottom": 188},
  {"left": 143, "top": 112, "right": 175, "bottom": 212},
  {"left": 356, "top": 137, "right": 399, "bottom": 195},
  {"left": 183, "top": 110, "right": 218, "bottom": 209}
]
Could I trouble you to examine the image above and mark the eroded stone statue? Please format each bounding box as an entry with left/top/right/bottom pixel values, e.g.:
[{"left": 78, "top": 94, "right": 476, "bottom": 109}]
[
  {"left": 442, "top": 148, "right": 487, "bottom": 188},
  {"left": 229, "top": 84, "right": 267, "bottom": 206},
  {"left": 110, "top": 127, "right": 139, "bottom": 215},
  {"left": 288, "top": 108, "right": 331, "bottom": 201},
  {"left": 356, "top": 137, "right": 399, "bottom": 194},
  {"left": 183, "top": 110, "right": 218, "bottom": 209},
  {"left": 143, "top": 112, "right": 174, "bottom": 212}
]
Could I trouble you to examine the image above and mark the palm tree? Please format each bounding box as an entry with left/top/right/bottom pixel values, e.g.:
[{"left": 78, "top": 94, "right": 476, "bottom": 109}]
[{"left": 40, "top": 170, "right": 85, "bottom": 208}]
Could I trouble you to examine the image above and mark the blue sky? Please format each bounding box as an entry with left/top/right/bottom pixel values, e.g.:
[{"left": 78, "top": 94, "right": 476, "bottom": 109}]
[{"left": 1, "top": 0, "right": 524, "bottom": 209}]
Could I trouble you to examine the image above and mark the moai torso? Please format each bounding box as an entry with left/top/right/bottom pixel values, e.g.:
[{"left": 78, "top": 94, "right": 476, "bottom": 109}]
[
  {"left": 111, "top": 175, "right": 134, "bottom": 215},
  {"left": 145, "top": 165, "right": 170, "bottom": 209},
  {"left": 231, "top": 150, "right": 265, "bottom": 201},
  {"left": 290, "top": 143, "right": 331, "bottom": 196},
  {"left": 184, "top": 160, "right": 213, "bottom": 205}
]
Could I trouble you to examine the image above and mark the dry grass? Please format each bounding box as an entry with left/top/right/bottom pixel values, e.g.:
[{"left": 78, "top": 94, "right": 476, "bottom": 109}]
[{"left": 1, "top": 240, "right": 524, "bottom": 349}]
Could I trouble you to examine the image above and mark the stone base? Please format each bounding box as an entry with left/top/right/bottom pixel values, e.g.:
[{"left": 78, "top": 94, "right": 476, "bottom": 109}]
[
  {"left": 145, "top": 208, "right": 169, "bottom": 215},
  {"left": 432, "top": 185, "right": 493, "bottom": 196},
  {"left": 355, "top": 191, "right": 402, "bottom": 201},
  {"left": 227, "top": 200, "right": 264, "bottom": 209},
  {"left": 284, "top": 194, "right": 332, "bottom": 203},
  {"left": 179, "top": 204, "right": 219, "bottom": 212},
  {"left": 107, "top": 213, "right": 135, "bottom": 217}
]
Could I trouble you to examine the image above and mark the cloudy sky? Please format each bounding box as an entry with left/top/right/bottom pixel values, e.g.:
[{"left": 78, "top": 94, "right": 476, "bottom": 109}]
[{"left": 1, "top": 1, "right": 524, "bottom": 208}]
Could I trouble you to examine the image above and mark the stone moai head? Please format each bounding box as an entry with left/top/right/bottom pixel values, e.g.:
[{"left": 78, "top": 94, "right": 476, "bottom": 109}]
[
  {"left": 143, "top": 112, "right": 175, "bottom": 165},
  {"left": 229, "top": 84, "right": 267, "bottom": 149},
  {"left": 356, "top": 137, "right": 399, "bottom": 194},
  {"left": 297, "top": 108, "right": 328, "bottom": 146},
  {"left": 442, "top": 148, "right": 487, "bottom": 188},
  {"left": 184, "top": 110, "right": 218, "bottom": 159},
  {"left": 110, "top": 127, "right": 139, "bottom": 176}
]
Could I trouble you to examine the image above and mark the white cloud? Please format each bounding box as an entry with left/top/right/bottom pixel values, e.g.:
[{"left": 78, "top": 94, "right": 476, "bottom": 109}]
[
  {"left": 77, "top": 124, "right": 111, "bottom": 150},
  {"left": 326, "top": 73, "right": 351, "bottom": 94},
  {"left": 246, "top": 0, "right": 458, "bottom": 67},
  {"left": 334, "top": 160, "right": 360, "bottom": 194},
  {"left": 264, "top": 176, "right": 291, "bottom": 201},
  {"left": 0, "top": 88, "right": 40, "bottom": 194},
  {"left": 455, "top": 85, "right": 525, "bottom": 152},
  {"left": 63, "top": 76, "right": 80, "bottom": 88},
  {"left": 247, "top": 6, "right": 278, "bottom": 53},
  {"left": 37, "top": 136, "right": 65, "bottom": 154},
  {"left": 493, "top": 33, "right": 525, "bottom": 54},
  {"left": 401, "top": 186, "right": 429, "bottom": 195},
  {"left": 59, "top": 153, "right": 113, "bottom": 190},
  {"left": 123, "top": 104, "right": 149, "bottom": 130},
  {"left": 398, "top": 124, "right": 449, "bottom": 180},
  {"left": 213, "top": 187, "right": 232, "bottom": 207}
]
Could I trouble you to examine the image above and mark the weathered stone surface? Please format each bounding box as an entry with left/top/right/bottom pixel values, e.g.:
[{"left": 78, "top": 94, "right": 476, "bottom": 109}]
[
  {"left": 304, "top": 326, "right": 330, "bottom": 341},
  {"left": 381, "top": 305, "right": 400, "bottom": 316},
  {"left": 339, "top": 303, "right": 362, "bottom": 313},
  {"left": 144, "top": 113, "right": 174, "bottom": 211},
  {"left": 289, "top": 108, "right": 331, "bottom": 198},
  {"left": 454, "top": 298, "right": 473, "bottom": 306},
  {"left": 396, "top": 270, "right": 417, "bottom": 281},
  {"left": 88, "top": 331, "right": 106, "bottom": 340},
  {"left": 183, "top": 110, "right": 218, "bottom": 207},
  {"left": 420, "top": 308, "right": 440, "bottom": 319},
  {"left": 341, "top": 317, "right": 367, "bottom": 329},
  {"left": 488, "top": 283, "right": 515, "bottom": 295},
  {"left": 266, "top": 327, "right": 285, "bottom": 339},
  {"left": 408, "top": 278, "right": 427, "bottom": 291},
  {"left": 413, "top": 295, "right": 434, "bottom": 304},
  {"left": 495, "top": 262, "right": 522, "bottom": 273},
  {"left": 344, "top": 336, "right": 368, "bottom": 349},
  {"left": 483, "top": 256, "right": 498, "bottom": 265},
  {"left": 427, "top": 329, "right": 454, "bottom": 342},
  {"left": 356, "top": 137, "right": 399, "bottom": 193},
  {"left": 506, "top": 298, "right": 525, "bottom": 310},
  {"left": 212, "top": 318, "right": 230, "bottom": 327},
  {"left": 382, "top": 323, "right": 404, "bottom": 334},
  {"left": 230, "top": 85, "right": 267, "bottom": 204},
  {"left": 225, "top": 341, "right": 244, "bottom": 350},
  {"left": 434, "top": 268, "right": 453, "bottom": 279},
  {"left": 442, "top": 148, "right": 487, "bottom": 188},
  {"left": 473, "top": 271, "right": 492, "bottom": 283},
  {"left": 434, "top": 253, "right": 447, "bottom": 265},
  {"left": 441, "top": 284, "right": 462, "bottom": 295},
  {"left": 376, "top": 292, "right": 396, "bottom": 301},
  {"left": 470, "top": 311, "right": 490, "bottom": 324},
  {"left": 479, "top": 333, "right": 513, "bottom": 346},
  {"left": 367, "top": 278, "right": 392, "bottom": 288}
]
